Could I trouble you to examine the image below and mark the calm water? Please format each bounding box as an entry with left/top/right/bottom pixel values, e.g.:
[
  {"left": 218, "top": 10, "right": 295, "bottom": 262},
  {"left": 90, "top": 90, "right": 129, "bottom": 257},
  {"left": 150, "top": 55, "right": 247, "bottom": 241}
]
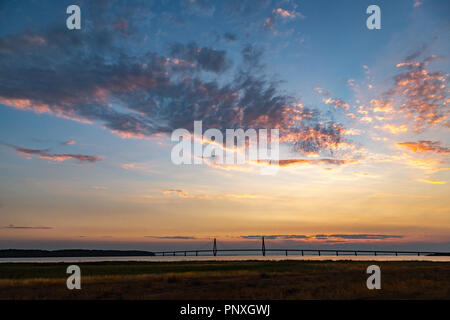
[{"left": 1, "top": 255, "right": 449, "bottom": 263}]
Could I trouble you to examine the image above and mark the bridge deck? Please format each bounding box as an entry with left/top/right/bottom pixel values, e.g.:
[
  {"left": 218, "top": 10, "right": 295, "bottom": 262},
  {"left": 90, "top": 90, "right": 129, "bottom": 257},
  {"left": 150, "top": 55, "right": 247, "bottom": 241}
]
[{"left": 152, "top": 248, "right": 449, "bottom": 256}]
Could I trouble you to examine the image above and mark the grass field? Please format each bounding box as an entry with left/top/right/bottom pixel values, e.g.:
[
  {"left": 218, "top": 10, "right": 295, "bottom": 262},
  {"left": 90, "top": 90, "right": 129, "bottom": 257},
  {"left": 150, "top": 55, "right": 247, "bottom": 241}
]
[{"left": 0, "top": 260, "right": 449, "bottom": 299}]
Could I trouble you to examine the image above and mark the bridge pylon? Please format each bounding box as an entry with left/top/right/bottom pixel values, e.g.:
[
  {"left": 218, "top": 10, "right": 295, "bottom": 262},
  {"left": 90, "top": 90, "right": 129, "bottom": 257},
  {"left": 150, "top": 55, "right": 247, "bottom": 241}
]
[
  {"left": 213, "top": 238, "right": 217, "bottom": 256},
  {"left": 262, "top": 236, "right": 266, "bottom": 256}
]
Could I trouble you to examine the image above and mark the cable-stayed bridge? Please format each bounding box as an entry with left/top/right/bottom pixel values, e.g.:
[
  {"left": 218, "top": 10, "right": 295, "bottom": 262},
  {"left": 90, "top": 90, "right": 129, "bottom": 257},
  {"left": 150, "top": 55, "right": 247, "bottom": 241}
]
[{"left": 152, "top": 237, "right": 449, "bottom": 257}]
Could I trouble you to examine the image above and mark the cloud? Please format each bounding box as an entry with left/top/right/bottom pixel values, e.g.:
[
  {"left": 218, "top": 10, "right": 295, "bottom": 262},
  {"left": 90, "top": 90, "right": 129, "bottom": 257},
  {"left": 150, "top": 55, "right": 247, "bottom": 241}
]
[
  {"left": 159, "top": 189, "right": 206, "bottom": 199},
  {"left": 240, "top": 234, "right": 403, "bottom": 240},
  {"left": 264, "top": 7, "right": 305, "bottom": 31},
  {"left": 158, "top": 189, "right": 257, "bottom": 200},
  {"left": 380, "top": 54, "right": 448, "bottom": 130},
  {"left": 400, "top": 156, "right": 448, "bottom": 173},
  {"left": 280, "top": 120, "right": 349, "bottom": 155},
  {"left": 323, "top": 97, "right": 350, "bottom": 110},
  {"left": 1, "top": 143, "right": 103, "bottom": 164},
  {"left": 3, "top": 224, "right": 53, "bottom": 230},
  {"left": 169, "top": 42, "right": 229, "bottom": 73},
  {"left": 324, "top": 234, "right": 403, "bottom": 240},
  {"left": 145, "top": 235, "right": 197, "bottom": 240},
  {"left": 1, "top": 144, "right": 49, "bottom": 157},
  {"left": 378, "top": 124, "right": 408, "bottom": 134},
  {"left": 0, "top": 0, "right": 350, "bottom": 160},
  {"left": 160, "top": 189, "right": 189, "bottom": 197},
  {"left": 263, "top": 16, "right": 276, "bottom": 31},
  {"left": 200, "top": 157, "right": 351, "bottom": 174},
  {"left": 39, "top": 154, "right": 103, "bottom": 163},
  {"left": 397, "top": 141, "right": 450, "bottom": 154},
  {"left": 0, "top": 32, "right": 47, "bottom": 53},
  {"left": 241, "top": 235, "right": 308, "bottom": 240},
  {"left": 62, "top": 140, "right": 76, "bottom": 145},
  {"left": 0, "top": 26, "right": 348, "bottom": 158},
  {"left": 222, "top": 32, "right": 237, "bottom": 42},
  {"left": 413, "top": 1, "right": 423, "bottom": 7},
  {"left": 420, "top": 179, "right": 446, "bottom": 184},
  {"left": 315, "top": 87, "right": 350, "bottom": 110},
  {"left": 370, "top": 98, "right": 395, "bottom": 113},
  {"left": 276, "top": 158, "right": 357, "bottom": 167},
  {"left": 273, "top": 8, "right": 305, "bottom": 19},
  {"left": 156, "top": 188, "right": 263, "bottom": 201}
]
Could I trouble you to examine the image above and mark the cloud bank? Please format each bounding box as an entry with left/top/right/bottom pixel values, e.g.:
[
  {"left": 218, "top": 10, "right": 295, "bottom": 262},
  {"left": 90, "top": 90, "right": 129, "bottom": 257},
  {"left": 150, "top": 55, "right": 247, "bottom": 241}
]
[{"left": 0, "top": 23, "right": 348, "bottom": 158}]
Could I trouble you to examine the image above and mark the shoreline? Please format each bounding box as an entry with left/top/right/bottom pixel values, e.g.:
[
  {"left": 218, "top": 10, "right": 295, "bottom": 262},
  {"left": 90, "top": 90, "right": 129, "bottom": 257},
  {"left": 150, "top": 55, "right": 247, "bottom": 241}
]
[{"left": 1, "top": 255, "right": 450, "bottom": 264}]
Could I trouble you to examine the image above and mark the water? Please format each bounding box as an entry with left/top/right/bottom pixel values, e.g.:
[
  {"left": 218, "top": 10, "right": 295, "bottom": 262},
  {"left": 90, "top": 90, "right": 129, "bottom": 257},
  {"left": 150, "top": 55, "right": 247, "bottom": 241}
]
[{"left": 0, "top": 255, "right": 449, "bottom": 263}]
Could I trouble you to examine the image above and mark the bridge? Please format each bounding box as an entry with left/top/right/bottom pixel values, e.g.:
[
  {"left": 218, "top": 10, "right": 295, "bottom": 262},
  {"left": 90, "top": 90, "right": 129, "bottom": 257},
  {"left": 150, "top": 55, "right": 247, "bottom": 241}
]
[{"left": 152, "top": 237, "right": 449, "bottom": 257}]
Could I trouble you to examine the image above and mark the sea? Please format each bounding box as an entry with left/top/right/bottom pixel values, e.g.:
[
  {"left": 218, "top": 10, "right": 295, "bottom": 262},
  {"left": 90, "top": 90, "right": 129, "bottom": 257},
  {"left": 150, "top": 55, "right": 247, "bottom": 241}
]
[{"left": 0, "top": 255, "right": 449, "bottom": 263}]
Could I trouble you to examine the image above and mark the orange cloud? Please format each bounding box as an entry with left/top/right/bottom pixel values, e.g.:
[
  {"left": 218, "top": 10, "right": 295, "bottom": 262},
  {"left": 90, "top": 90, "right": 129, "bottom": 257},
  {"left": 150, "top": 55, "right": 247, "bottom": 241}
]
[
  {"left": 379, "top": 124, "right": 408, "bottom": 134},
  {"left": 397, "top": 141, "right": 450, "bottom": 154},
  {"left": 370, "top": 98, "right": 394, "bottom": 113},
  {"left": 273, "top": 8, "right": 304, "bottom": 19},
  {"left": 391, "top": 56, "right": 447, "bottom": 130},
  {"left": 161, "top": 189, "right": 193, "bottom": 198},
  {"left": 323, "top": 97, "right": 349, "bottom": 110},
  {"left": 0, "top": 98, "right": 92, "bottom": 124}
]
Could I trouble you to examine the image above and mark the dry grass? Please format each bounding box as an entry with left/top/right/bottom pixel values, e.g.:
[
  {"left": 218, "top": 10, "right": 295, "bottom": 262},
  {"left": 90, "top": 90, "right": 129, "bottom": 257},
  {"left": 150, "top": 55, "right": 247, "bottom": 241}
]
[{"left": 0, "top": 260, "right": 449, "bottom": 300}]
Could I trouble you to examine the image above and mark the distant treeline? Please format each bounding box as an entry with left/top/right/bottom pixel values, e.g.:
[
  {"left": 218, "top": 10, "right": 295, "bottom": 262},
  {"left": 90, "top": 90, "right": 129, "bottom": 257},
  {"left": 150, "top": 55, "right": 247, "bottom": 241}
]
[{"left": 0, "top": 249, "right": 155, "bottom": 258}]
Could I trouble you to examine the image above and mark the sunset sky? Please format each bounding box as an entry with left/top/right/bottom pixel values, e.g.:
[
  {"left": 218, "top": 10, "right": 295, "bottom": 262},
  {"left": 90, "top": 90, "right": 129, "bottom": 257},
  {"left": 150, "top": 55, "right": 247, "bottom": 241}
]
[{"left": 0, "top": 0, "right": 449, "bottom": 251}]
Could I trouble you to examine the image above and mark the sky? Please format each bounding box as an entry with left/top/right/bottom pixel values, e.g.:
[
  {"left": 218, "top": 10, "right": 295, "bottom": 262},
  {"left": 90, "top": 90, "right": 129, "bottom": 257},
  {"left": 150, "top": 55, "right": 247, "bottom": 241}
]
[{"left": 0, "top": 0, "right": 449, "bottom": 251}]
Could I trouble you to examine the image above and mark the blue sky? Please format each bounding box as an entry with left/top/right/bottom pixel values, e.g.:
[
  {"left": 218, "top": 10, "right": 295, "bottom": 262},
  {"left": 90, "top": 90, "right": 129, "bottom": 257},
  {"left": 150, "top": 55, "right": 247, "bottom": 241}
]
[{"left": 0, "top": 0, "right": 449, "bottom": 251}]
